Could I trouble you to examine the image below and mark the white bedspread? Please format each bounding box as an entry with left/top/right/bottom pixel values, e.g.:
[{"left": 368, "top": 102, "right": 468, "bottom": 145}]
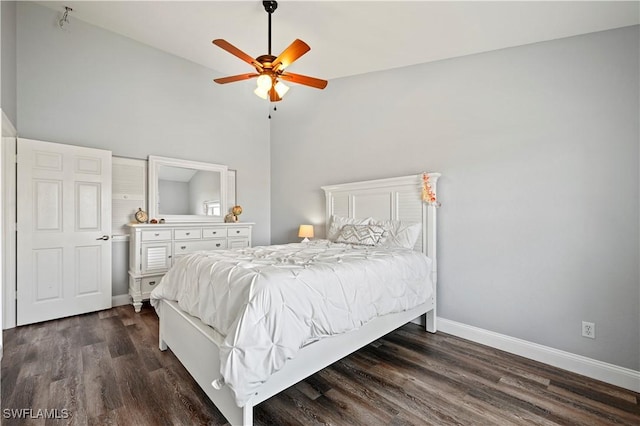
[{"left": 150, "top": 240, "right": 433, "bottom": 406}]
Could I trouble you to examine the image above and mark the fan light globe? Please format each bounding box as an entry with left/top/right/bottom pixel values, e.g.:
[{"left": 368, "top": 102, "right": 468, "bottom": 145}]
[
  {"left": 274, "top": 81, "right": 289, "bottom": 97},
  {"left": 254, "top": 87, "right": 269, "bottom": 99},
  {"left": 257, "top": 74, "right": 272, "bottom": 90}
]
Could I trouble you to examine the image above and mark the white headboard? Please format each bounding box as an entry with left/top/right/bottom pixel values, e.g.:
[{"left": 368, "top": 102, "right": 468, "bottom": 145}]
[{"left": 321, "top": 173, "right": 440, "bottom": 285}]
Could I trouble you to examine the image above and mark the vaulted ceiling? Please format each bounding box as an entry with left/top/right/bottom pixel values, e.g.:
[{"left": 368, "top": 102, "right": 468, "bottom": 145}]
[{"left": 39, "top": 1, "right": 639, "bottom": 80}]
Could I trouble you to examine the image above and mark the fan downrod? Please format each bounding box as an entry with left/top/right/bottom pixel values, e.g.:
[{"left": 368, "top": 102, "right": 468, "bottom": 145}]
[{"left": 263, "top": 1, "right": 278, "bottom": 55}]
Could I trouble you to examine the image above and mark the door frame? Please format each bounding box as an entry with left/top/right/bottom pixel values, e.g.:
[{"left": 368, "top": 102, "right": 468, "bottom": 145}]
[{"left": 2, "top": 110, "right": 17, "bottom": 337}]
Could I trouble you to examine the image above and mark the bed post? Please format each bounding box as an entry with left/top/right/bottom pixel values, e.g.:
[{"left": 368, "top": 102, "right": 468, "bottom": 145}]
[{"left": 424, "top": 173, "right": 439, "bottom": 333}]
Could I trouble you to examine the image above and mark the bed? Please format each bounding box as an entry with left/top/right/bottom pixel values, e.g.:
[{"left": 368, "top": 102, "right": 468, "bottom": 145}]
[{"left": 151, "top": 173, "right": 440, "bottom": 425}]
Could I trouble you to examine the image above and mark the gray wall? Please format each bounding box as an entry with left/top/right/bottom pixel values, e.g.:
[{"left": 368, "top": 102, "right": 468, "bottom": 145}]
[
  {"left": 16, "top": 3, "right": 272, "bottom": 299},
  {"left": 1, "top": 0, "right": 17, "bottom": 125},
  {"left": 270, "top": 26, "right": 640, "bottom": 370},
  {"left": 17, "top": 2, "right": 270, "bottom": 243}
]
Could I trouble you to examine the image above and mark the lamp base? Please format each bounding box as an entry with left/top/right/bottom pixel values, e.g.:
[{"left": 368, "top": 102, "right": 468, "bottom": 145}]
[{"left": 301, "top": 237, "right": 310, "bottom": 243}]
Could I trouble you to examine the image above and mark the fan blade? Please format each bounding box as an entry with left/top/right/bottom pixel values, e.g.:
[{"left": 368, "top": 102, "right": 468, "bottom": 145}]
[
  {"left": 212, "top": 39, "right": 263, "bottom": 71},
  {"left": 269, "top": 86, "right": 282, "bottom": 102},
  {"left": 213, "top": 73, "right": 259, "bottom": 84},
  {"left": 279, "top": 72, "right": 328, "bottom": 90},
  {"left": 272, "top": 39, "right": 310, "bottom": 71}
]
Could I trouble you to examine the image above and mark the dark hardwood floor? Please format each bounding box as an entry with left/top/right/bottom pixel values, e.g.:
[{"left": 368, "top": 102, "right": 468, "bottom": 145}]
[{"left": 2, "top": 303, "right": 638, "bottom": 425}]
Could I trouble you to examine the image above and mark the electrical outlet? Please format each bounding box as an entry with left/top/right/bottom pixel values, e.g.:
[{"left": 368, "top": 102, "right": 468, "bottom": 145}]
[{"left": 582, "top": 321, "right": 595, "bottom": 339}]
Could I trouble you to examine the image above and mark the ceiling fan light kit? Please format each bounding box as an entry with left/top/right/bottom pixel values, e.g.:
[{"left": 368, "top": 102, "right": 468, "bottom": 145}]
[{"left": 212, "top": 0, "right": 327, "bottom": 103}]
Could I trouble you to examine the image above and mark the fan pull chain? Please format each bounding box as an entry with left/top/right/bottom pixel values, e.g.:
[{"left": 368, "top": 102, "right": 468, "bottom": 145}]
[{"left": 268, "top": 104, "right": 277, "bottom": 119}]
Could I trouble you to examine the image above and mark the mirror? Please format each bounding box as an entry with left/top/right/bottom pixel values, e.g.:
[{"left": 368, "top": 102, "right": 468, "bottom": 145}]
[{"left": 148, "top": 155, "right": 228, "bottom": 222}]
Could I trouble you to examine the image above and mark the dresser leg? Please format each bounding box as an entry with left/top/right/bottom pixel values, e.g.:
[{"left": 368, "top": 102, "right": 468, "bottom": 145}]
[{"left": 129, "top": 274, "right": 143, "bottom": 313}]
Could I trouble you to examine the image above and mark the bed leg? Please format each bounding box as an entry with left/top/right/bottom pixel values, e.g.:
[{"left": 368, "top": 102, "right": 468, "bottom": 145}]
[
  {"left": 159, "top": 336, "right": 168, "bottom": 351},
  {"left": 158, "top": 316, "right": 168, "bottom": 351},
  {"left": 425, "top": 309, "right": 436, "bottom": 333},
  {"left": 242, "top": 404, "right": 253, "bottom": 426}
]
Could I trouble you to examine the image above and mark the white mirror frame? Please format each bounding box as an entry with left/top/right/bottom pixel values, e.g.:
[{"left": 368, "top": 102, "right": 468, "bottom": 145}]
[{"left": 148, "top": 155, "right": 228, "bottom": 222}]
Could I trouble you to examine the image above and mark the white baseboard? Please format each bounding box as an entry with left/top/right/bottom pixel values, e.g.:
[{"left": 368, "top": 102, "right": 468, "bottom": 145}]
[
  {"left": 438, "top": 318, "right": 640, "bottom": 393},
  {"left": 112, "top": 294, "right": 132, "bottom": 307}
]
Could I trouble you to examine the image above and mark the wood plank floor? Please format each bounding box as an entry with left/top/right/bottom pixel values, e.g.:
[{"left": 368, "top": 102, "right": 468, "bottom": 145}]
[{"left": 2, "top": 303, "right": 638, "bottom": 425}]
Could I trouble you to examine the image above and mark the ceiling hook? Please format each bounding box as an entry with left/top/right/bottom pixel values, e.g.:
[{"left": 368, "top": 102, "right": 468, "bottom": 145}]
[{"left": 58, "top": 6, "right": 73, "bottom": 29}]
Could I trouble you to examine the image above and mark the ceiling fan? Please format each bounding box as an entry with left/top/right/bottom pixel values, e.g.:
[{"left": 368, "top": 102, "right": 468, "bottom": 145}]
[{"left": 212, "top": 1, "right": 327, "bottom": 102}]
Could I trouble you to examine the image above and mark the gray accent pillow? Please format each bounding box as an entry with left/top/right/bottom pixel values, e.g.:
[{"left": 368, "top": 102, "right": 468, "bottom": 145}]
[
  {"left": 326, "top": 215, "right": 373, "bottom": 241},
  {"left": 335, "top": 224, "right": 387, "bottom": 246}
]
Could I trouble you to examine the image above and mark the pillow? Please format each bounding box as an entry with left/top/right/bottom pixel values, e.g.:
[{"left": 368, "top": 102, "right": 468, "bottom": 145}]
[
  {"left": 335, "top": 224, "right": 387, "bottom": 246},
  {"left": 372, "top": 219, "right": 422, "bottom": 249},
  {"left": 326, "top": 215, "right": 373, "bottom": 241}
]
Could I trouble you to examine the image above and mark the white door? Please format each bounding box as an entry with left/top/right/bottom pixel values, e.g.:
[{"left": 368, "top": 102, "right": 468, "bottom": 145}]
[{"left": 17, "top": 138, "right": 112, "bottom": 325}]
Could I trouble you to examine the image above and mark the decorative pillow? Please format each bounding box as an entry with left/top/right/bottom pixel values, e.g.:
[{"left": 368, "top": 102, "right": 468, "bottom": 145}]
[
  {"left": 326, "top": 215, "right": 373, "bottom": 241},
  {"left": 372, "top": 219, "right": 422, "bottom": 249},
  {"left": 335, "top": 224, "right": 387, "bottom": 246}
]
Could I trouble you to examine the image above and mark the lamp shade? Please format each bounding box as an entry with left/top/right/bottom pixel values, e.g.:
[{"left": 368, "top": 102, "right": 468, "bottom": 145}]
[
  {"left": 274, "top": 80, "right": 289, "bottom": 97},
  {"left": 256, "top": 74, "right": 272, "bottom": 90},
  {"left": 254, "top": 86, "right": 269, "bottom": 99},
  {"left": 298, "top": 224, "right": 314, "bottom": 239}
]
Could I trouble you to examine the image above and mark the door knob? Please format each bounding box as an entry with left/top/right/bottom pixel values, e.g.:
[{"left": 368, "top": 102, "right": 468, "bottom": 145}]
[{"left": 96, "top": 235, "right": 110, "bottom": 240}]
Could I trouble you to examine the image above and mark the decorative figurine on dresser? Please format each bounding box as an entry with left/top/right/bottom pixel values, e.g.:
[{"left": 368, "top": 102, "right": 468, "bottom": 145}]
[
  {"left": 224, "top": 204, "right": 243, "bottom": 222},
  {"left": 128, "top": 155, "right": 253, "bottom": 312}
]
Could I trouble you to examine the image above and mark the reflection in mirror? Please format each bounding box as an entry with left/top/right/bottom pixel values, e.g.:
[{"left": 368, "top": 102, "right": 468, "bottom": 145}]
[
  {"left": 157, "top": 166, "right": 221, "bottom": 216},
  {"left": 148, "top": 156, "right": 228, "bottom": 222}
]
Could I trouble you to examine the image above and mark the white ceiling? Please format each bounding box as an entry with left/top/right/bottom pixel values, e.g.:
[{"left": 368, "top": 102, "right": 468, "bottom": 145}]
[{"left": 38, "top": 1, "right": 639, "bottom": 81}]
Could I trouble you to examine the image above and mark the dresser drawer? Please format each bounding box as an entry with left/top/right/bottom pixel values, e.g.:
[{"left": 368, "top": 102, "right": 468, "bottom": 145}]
[
  {"left": 173, "top": 239, "right": 227, "bottom": 256},
  {"left": 141, "top": 229, "right": 172, "bottom": 241},
  {"left": 227, "top": 227, "right": 250, "bottom": 238},
  {"left": 228, "top": 238, "right": 250, "bottom": 249},
  {"left": 141, "top": 276, "right": 161, "bottom": 294},
  {"left": 202, "top": 227, "right": 225, "bottom": 239},
  {"left": 174, "top": 228, "right": 202, "bottom": 240}
]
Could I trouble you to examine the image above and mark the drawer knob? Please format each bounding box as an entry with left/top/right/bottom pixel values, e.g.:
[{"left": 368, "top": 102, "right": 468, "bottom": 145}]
[
  {"left": 216, "top": 243, "right": 221, "bottom": 247},
  {"left": 236, "top": 230, "right": 240, "bottom": 234},
  {"left": 181, "top": 246, "right": 186, "bottom": 250},
  {"left": 186, "top": 232, "right": 190, "bottom": 235},
  {"left": 149, "top": 281, "right": 156, "bottom": 286},
  {"left": 155, "top": 233, "right": 160, "bottom": 236},
  {"left": 213, "top": 231, "right": 217, "bottom": 234}
]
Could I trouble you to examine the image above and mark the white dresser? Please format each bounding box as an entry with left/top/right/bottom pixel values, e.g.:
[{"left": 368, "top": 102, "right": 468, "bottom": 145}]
[{"left": 127, "top": 222, "right": 253, "bottom": 312}]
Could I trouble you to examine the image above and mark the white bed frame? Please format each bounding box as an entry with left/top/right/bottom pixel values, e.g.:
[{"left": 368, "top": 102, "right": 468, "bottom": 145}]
[{"left": 156, "top": 173, "right": 440, "bottom": 425}]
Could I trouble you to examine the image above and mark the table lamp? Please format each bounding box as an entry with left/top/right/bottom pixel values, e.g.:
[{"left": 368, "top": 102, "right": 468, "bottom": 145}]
[{"left": 298, "top": 224, "right": 314, "bottom": 242}]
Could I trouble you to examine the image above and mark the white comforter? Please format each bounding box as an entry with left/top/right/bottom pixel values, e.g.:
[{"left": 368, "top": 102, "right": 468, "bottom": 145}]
[{"left": 150, "top": 240, "right": 433, "bottom": 406}]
